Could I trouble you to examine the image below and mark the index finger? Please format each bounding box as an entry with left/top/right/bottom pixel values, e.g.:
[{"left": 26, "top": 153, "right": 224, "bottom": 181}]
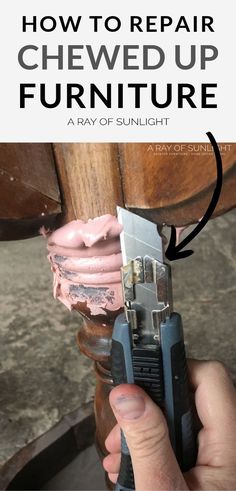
[
  {"left": 188, "top": 359, "right": 236, "bottom": 437},
  {"left": 105, "top": 423, "right": 121, "bottom": 454}
]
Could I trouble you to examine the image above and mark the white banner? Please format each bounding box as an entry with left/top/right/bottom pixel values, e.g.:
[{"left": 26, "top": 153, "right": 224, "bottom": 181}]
[{"left": 0, "top": 0, "right": 235, "bottom": 142}]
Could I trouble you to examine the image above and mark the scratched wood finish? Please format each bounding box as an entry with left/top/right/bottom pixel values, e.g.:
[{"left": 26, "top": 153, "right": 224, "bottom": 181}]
[
  {"left": 53, "top": 143, "right": 124, "bottom": 221},
  {"left": 119, "top": 143, "right": 236, "bottom": 225},
  {"left": 0, "top": 144, "right": 62, "bottom": 240}
]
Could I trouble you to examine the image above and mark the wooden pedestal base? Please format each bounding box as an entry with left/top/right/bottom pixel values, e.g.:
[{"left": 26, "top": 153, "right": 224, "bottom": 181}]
[{"left": 77, "top": 315, "right": 118, "bottom": 489}]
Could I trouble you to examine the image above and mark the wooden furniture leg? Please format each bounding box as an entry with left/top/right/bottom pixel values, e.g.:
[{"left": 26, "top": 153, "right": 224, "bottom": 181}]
[{"left": 52, "top": 143, "right": 124, "bottom": 467}]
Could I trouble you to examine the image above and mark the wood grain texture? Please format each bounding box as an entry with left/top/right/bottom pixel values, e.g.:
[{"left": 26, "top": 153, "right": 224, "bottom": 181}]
[
  {"left": 119, "top": 143, "right": 236, "bottom": 225},
  {"left": 53, "top": 143, "right": 124, "bottom": 222},
  {"left": 1, "top": 142, "right": 235, "bottom": 232},
  {"left": 131, "top": 163, "right": 236, "bottom": 226},
  {"left": 0, "top": 144, "right": 62, "bottom": 240},
  {"left": 0, "top": 144, "right": 61, "bottom": 220}
]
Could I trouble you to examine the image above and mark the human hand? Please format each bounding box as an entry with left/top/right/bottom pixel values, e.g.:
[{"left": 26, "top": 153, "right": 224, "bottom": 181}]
[{"left": 103, "top": 360, "right": 236, "bottom": 490}]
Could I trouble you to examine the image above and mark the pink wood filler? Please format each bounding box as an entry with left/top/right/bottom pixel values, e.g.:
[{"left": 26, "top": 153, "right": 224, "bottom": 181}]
[
  {"left": 44, "top": 213, "right": 186, "bottom": 316},
  {"left": 45, "top": 214, "right": 124, "bottom": 316}
]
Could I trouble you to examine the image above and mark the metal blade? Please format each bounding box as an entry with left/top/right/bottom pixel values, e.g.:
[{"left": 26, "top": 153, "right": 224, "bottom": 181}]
[
  {"left": 117, "top": 207, "right": 164, "bottom": 264},
  {"left": 117, "top": 207, "right": 165, "bottom": 339}
]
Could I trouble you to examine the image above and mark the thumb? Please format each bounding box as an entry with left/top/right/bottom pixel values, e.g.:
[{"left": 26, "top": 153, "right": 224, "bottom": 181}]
[{"left": 109, "top": 384, "right": 188, "bottom": 491}]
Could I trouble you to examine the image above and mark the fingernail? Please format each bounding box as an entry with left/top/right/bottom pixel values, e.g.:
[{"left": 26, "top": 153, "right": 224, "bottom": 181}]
[{"left": 112, "top": 394, "right": 145, "bottom": 420}]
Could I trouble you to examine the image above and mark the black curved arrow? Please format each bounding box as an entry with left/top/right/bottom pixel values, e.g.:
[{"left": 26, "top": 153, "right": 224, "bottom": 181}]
[{"left": 165, "top": 132, "right": 223, "bottom": 261}]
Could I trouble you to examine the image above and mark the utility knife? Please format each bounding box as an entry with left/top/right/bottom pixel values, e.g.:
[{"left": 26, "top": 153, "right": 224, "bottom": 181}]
[{"left": 111, "top": 207, "right": 197, "bottom": 491}]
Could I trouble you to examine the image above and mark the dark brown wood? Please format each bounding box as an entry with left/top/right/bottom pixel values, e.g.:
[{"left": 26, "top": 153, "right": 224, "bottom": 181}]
[
  {"left": 94, "top": 363, "right": 116, "bottom": 454},
  {"left": 1, "top": 142, "right": 236, "bottom": 231},
  {"left": 0, "top": 403, "right": 95, "bottom": 490},
  {"left": 0, "top": 215, "right": 61, "bottom": 241},
  {"left": 76, "top": 316, "right": 117, "bottom": 457},
  {"left": 0, "top": 144, "right": 62, "bottom": 240},
  {"left": 132, "top": 163, "right": 236, "bottom": 226},
  {"left": 119, "top": 142, "right": 236, "bottom": 225}
]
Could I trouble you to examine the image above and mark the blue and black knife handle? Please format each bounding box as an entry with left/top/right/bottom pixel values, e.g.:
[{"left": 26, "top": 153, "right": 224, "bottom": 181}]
[
  {"left": 160, "top": 312, "right": 198, "bottom": 472},
  {"left": 111, "top": 314, "right": 135, "bottom": 491},
  {"left": 111, "top": 313, "right": 198, "bottom": 491}
]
